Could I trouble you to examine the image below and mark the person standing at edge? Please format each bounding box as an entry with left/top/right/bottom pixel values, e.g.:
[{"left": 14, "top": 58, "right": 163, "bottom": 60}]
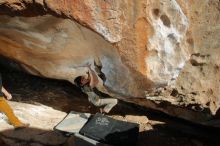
[{"left": 0, "top": 73, "right": 29, "bottom": 128}]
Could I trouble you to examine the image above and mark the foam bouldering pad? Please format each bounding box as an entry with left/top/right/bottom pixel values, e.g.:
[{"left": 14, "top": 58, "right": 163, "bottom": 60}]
[
  {"left": 54, "top": 111, "right": 91, "bottom": 133},
  {"left": 79, "top": 113, "right": 139, "bottom": 146},
  {"left": 74, "top": 133, "right": 113, "bottom": 146}
]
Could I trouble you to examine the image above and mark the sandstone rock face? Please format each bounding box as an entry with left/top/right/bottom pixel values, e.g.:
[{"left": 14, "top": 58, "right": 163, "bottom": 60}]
[
  {"left": 0, "top": 14, "right": 137, "bottom": 97},
  {"left": 0, "top": 0, "right": 219, "bottom": 126}
]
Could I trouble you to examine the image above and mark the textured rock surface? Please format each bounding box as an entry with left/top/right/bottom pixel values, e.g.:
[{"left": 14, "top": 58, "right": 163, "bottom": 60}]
[
  {"left": 0, "top": 102, "right": 67, "bottom": 146},
  {"left": 0, "top": 0, "right": 219, "bottom": 125},
  {"left": 0, "top": 14, "right": 138, "bottom": 97}
]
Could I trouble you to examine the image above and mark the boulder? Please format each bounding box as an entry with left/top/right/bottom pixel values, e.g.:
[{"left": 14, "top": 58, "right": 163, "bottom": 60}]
[{"left": 0, "top": 0, "right": 219, "bottom": 126}]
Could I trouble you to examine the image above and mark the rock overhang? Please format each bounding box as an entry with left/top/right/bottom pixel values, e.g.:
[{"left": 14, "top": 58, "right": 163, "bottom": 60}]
[{"left": 0, "top": 0, "right": 220, "bottom": 127}]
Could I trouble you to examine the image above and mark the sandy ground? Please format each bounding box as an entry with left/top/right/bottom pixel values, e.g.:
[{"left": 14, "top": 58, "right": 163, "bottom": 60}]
[{"left": 0, "top": 66, "right": 219, "bottom": 146}]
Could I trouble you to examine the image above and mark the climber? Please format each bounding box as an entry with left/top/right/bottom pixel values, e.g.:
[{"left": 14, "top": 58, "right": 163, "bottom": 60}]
[
  {"left": 75, "top": 64, "right": 118, "bottom": 114},
  {"left": 0, "top": 73, "right": 29, "bottom": 128}
]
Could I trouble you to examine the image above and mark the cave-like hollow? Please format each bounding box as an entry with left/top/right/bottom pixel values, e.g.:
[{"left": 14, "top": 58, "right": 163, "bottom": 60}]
[
  {"left": 0, "top": 54, "right": 219, "bottom": 146},
  {"left": 0, "top": 12, "right": 219, "bottom": 146},
  {"left": 0, "top": 13, "right": 147, "bottom": 146}
]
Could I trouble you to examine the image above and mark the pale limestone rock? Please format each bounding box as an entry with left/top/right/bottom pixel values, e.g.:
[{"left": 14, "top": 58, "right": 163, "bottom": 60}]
[
  {"left": 125, "top": 115, "right": 149, "bottom": 124},
  {"left": 0, "top": 101, "right": 67, "bottom": 145}
]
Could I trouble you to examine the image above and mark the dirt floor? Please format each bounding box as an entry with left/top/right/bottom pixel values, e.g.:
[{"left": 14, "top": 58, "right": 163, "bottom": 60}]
[{"left": 0, "top": 65, "right": 219, "bottom": 146}]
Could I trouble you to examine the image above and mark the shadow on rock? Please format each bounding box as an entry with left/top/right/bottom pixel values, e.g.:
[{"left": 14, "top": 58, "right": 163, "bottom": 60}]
[
  {"left": 0, "top": 127, "right": 68, "bottom": 146},
  {"left": 137, "top": 121, "right": 220, "bottom": 146}
]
